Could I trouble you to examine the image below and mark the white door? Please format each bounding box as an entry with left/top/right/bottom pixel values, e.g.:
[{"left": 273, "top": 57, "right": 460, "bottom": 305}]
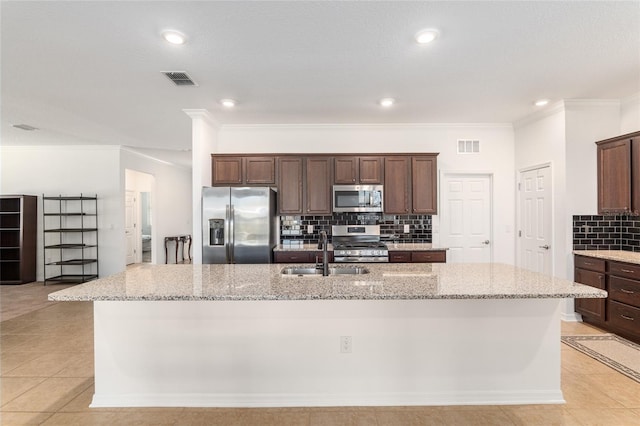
[
  {"left": 519, "top": 166, "right": 552, "bottom": 275},
  {"left": 125, "top": 190, "right": 137, "bottom": 265},
  {"left": 440, "top": 174, "right": 492, "bottom": 263}
]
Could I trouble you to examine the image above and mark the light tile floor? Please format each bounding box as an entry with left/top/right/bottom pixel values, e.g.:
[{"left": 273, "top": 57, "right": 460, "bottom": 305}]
[{"left": 1, "top": 282, "right": 639, "bottom": 425}]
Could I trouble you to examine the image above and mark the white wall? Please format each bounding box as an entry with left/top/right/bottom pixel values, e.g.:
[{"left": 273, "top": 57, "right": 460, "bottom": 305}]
[
  {"left": 121, "top": 149, "right": 192, "bottom": 266},
  {"left": 0, "top": 145, "right": 192, "bottom": 280},
  {"left": 620, "top": 93, "right": 640, "bottom": 134},
  {"left": 218, "top": 123, "right": 516, "bottom": 265},
  {"left": 1, "top": 145, "right": 121, "bottom": 280},
  {"left": 185, "top": 110, "right": 219, "bottom": 264}
]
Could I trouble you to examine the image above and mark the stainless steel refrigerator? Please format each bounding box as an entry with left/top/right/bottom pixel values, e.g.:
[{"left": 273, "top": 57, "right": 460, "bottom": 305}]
[{"left": 202, "top": 187, "right": 277, "bottom": 264}]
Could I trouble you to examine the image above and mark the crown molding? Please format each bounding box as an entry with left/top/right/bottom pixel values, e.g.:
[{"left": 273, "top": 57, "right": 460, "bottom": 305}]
[
  {"left": 219, "top": 122, "right": 513, "bottom": 131},
  {"left": 182, "top": 109, "right": 220, "bottom": 128},
  {"left": 513, "top": 101, "right": 566, "bottom": 129}
]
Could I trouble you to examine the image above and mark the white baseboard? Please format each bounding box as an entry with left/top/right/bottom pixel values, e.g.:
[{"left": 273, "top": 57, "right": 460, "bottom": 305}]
[
  {"left": 561, "top": 312, "right": 583, "bottom": 322},
  {"left": 91, "top": 390, "right": 565, "bottom": 408}
]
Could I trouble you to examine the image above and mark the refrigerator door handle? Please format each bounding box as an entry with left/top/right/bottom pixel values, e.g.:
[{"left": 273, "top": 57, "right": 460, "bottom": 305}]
[
  {"left": 225, "top": 204, "right": 231, "bottom": 263},
  {"left": 230, "top": 205, "right": 235, "bottom": 263}
]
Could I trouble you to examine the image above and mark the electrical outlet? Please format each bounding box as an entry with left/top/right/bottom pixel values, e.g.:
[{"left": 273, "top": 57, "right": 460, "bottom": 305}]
[
  {"left": 307, "top": 224, "right": 314, "bottom": 233},
  {"left": 340, "top": 336, "right": 352, "bottom": 353},
  {"left": 403, "top": 224, "right": 410, "bottom": 233}
]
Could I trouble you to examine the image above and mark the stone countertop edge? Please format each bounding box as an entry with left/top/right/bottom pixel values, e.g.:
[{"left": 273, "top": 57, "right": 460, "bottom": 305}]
[
  {"left": 573, "top": 250, "right": 640, "bottom": 265},
  {"left": 274, "top": 243, "right": 446, "bottom": 251},
  {"left": 48, "top": 263, "right": 607, "bottom": 302}
]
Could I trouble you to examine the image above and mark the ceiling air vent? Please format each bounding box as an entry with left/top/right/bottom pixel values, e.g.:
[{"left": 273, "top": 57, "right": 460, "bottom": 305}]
[
  {"left": 12, "top": 124, "right": 38, "bottom": 131},
  {"left": 457, "top": 139, "right": 480, "bottom": 154},
  {"left": 162, "top": 71, "right": 197, "bottom": 86}
]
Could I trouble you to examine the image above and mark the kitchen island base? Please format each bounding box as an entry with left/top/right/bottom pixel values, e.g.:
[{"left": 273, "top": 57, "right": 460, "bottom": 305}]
[{"left": 92, "top": 298, "right": 564, "bottom": 408}]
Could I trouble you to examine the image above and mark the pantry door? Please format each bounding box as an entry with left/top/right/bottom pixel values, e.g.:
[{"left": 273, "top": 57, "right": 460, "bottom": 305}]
[
  {"left": 440, "top": 174, "right": 493, "bottom": 263},
  {"left": 519, "top": 166, "right": 552, "bottom": 275}
]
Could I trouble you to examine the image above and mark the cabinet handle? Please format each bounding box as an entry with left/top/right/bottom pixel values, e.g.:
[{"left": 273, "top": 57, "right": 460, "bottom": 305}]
[
  {"left": 621, "top": 269, "right": 635, "bottom": 274},
  {"left": 620, "top": 314, "right": 635, "bottom": 321},
  {"left": 584, "top": 261, "right": 593, "bottom": 265},
  {"left": 620, "top": 288, "right": 635, "bottom": 294}
]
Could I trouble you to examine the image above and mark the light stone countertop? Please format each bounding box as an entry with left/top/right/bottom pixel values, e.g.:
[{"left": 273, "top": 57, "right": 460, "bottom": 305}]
[
  {"left": 574, "top": 250, "right": 640, "bottom": 265},
  {"left": 48, "top": 263, "right": 606, "bottom": 302},
  {"left": 273, "top": 243, "right": 445, "bottom": 252}
]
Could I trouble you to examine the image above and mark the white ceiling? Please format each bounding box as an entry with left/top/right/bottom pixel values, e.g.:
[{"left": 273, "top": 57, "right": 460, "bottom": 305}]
[{"left": 2, "top": 1, "right": 639, "bottom": 166}]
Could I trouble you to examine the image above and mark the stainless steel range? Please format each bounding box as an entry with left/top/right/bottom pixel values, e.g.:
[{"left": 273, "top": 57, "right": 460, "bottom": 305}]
[{"left": 332, "top": 225, "right": 389, "bottom": 263}]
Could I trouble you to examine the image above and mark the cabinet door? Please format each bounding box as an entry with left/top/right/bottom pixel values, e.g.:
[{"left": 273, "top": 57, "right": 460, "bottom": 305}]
[
  {"left": 412, "top": 156, "right": 437, "bottom": 214},
  {"left": 597, "top": 139, "right": 631, "bottom": 213},
  {"left": 212, "top": 157, "right": 243, "bottom": 185},
  {"left": 574, "top": 267, "right": 606, "bottom": 322},
  {"left": 389, "top": 251, "right": 411, "bottom": 263},
  {"left": 305, "top": 157, "right": 332, "bottom": 214},
  {"left": 359, "top": 157, "right": 383, "bottom": 184},
  {"left": 278, "top": 158, "right": 303, "bottom": 214},
  {"left": 411, "top": 250, "right": 446, "bottom": 263},
  {"left": 334, "top": 157, "right": 358, "bottom": 184},
  {"left": 384, "top": 157, "right": 411, "bottom": 214},
  {"left": 245, "top": 157, "right": 276, "bottom": 185}
]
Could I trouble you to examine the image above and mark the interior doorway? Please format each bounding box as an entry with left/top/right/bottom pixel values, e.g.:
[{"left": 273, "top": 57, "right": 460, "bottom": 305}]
[
  {"left": 125, "top": 170, "right": 155, "bottom": 265},
  {"left": 518, "top": 164, "right": 552, "bottom": 275},
  {"left": 440, "top": 173, "right": 493, "bottom": 263}
]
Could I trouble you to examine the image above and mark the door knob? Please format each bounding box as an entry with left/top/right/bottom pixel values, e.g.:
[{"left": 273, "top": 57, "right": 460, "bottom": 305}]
[
  {"left": 482, "top": 240, "right": 490, "bottom": 245},
  {"left": 539, "top": 245, "right": 550, "bottom": 250}
]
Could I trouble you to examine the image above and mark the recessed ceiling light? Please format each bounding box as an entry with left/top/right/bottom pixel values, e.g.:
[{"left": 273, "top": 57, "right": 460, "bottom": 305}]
[
  {"left": 379, "top": 98, "right": 395, "bottom": 107},
  {"left": 220, "top": 99, "right": 236, "bottom": 108},
  {"left": 162, "top": 30, "right": 186, "bottom": 45},
  {"left": 534, "top": 99, "right": 550, "bottom": 107},
  {"left": 415, "top": 29, "right": 439, "bottom": 44}
]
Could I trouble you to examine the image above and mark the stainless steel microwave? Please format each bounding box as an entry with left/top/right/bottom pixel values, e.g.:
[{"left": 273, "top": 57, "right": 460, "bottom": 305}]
[{"left": 332, "top": 185, "right": 383, "bottom": 213}]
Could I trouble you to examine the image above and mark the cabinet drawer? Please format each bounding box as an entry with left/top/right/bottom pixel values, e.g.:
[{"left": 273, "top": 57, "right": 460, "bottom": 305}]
[
  {"left": 274, "top": 251, "right": 313, "bottom": 263},
  {"left": 609, "top": 261, "right": 640, "bottom": 280},
  {"left": 574, "top": 268, "right": 606, "bottom": 290},
  {"left": 388, "top": 252, "right": 411, "bottom": 263},
  {"left": 574, "top": 255, "right": 606, "bottom": 273},
  {"left": 609, "top": 300, "right": 640, "bottom": 335},
  {"left": 411, "top": 251, "right": 446, "bottom": 263},
  {"left": 610, "top": 276, "right": 640, "bottom": 308}
]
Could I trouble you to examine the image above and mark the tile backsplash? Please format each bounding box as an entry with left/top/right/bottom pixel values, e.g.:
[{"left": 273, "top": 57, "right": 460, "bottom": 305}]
[
  {"left": 573, "top": 215, "right": 640, "bottom": 252},
  {"left": 281, "top": 213, "right": 432, "bottom": 244}
]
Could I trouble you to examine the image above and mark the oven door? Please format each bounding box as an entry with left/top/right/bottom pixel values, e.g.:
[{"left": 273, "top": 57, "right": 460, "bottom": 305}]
[{"left": 333, "top": 185, "right": 383, "bottom": 213}]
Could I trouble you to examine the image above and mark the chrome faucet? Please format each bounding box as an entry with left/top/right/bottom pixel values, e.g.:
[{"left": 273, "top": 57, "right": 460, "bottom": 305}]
[{"left": 317, "top": 231, "right": 329, "bottom": 276}]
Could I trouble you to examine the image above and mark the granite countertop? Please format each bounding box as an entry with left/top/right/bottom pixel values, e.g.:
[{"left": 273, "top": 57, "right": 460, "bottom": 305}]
[
  {"left": 273, "top": 243, "right": 445, "bottom": 252},
  {"left": 574, "top": 250, "right": 640, "bottom": 265},
  {"left": 48, "top": 263, "right": 606, "bottom": 302}
]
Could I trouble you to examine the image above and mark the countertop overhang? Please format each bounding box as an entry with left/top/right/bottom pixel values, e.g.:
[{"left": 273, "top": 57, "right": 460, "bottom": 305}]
[
  {"left": 574, "top": 249, "right": 640, "bottom": 264},
  {"left": 48, "top": 263, "right": 606, "bottom": 302}
]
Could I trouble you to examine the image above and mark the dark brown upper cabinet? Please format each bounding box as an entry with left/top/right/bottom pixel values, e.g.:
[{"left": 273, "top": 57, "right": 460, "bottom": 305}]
[
  {"left": 334, "top": 156, "right": 383, "bottom": 184},
  {"left": 305, "top": 157, "right": 332, "bottom": 214},
  {"left": 596, "top": 131, "right": 640, "bottom": 214},
  {"left": 384, "top": 155, "right": 438, "bottom": 214},
  {"left": 277, "top": 157, "right": 303, "bottom": 214},
  {"left": 212, "top": 155, "right": 276, "bottom": 186}
]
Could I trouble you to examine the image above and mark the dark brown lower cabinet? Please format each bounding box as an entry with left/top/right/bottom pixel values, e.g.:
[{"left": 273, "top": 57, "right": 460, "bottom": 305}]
[
  {"left": 389, "top": 250, "right": 447, "bottom": 263},
  {"left": 274, "top": 251, "right": 333, "bottom": 263},
  {"left": 574, "top": 254, "right": 640, "bottom": 344}
]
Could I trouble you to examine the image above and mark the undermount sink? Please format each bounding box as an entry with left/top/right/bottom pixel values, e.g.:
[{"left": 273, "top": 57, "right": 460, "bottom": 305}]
[{"left": 281, "top": 266, "right": 369, "bottom": 276}]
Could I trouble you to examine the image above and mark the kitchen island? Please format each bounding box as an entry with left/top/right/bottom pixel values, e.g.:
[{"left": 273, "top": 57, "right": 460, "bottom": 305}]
[{"left": 49, "top": 263, "right": 606, "bottom": 408}]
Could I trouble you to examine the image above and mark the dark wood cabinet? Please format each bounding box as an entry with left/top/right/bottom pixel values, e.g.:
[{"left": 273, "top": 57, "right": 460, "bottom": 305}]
[
  {"left": 412, "top": 156, "right": 438, "bottom": 214},
  {"left": 305, "top": 157, "right": 332, "bottom": 214},
  {"left": 0, "top": 195, "right": 37, "bottom": 284},
  {"left": 574, "top": 254, "right": 640, "bottom": 344},
  {"left": 274, "top": 251, "right": 333, "bottom": 263},
  {"left": 389, "top": 250, "right": 446, "bottom": 263},
  {"left": 384, "top": 157, "right": 411, "bottom": 214},
  {"left": 596, "top": 131, "right": 640, "bottom": 214},
  {"left": 384, "top": 155, "right": 438, "bottom": 214},
  {"left": 212, "top": 156, "right": 276, "bottom": 186},
  {"left": 212, "top": 156, "right": 243, "bottom": 185},
  {"left": 334, "top": 156, "right": 383, "bottom": 184},
  {"left": 277, "top": 157, "right": 304, "bottom": 214},
  {"left": 245, "top": 157, "right": 276, "bottom": 184}
]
